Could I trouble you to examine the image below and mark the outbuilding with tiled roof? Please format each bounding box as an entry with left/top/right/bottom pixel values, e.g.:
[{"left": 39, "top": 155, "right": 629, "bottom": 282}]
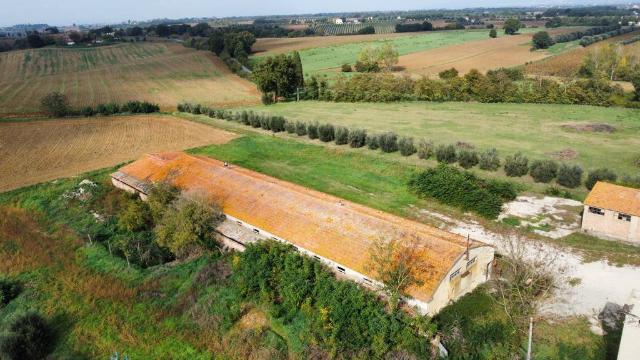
[
  {"left": 112, "top": 152, "right": 495, "bottom": 314},
  {"left": 582, "top": 182, "right": 640, "bottom": 244}
]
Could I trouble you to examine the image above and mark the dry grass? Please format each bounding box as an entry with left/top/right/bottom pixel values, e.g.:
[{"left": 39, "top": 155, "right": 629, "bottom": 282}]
[
  {"left": 0, "top": 42, "right": 260, "bottom": 115},
  {"left": 525, "top": 30, "right": 640, "bottom": 78},
  {"left": 0, "top": 115, "right": 238, "bottom": 192},
  {"left": 398, "top": 31, "right": 564, "bottom": 77}
]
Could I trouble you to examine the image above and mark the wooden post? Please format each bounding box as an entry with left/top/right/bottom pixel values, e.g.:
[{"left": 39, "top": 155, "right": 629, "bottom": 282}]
[{"left": 526, "top": 317, "right": 533, "bottom": 360}]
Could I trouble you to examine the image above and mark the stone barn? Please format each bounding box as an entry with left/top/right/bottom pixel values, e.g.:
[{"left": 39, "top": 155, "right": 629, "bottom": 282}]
[
  {"left": 112, "top": 152, "right": 495, "bottom": 315},
  {"left": 582, "top": 182, "right": 640, "bottom": 244}
]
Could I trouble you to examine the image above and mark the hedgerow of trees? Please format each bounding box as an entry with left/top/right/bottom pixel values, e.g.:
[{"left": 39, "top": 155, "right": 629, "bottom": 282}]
[
  {"left": 253, "top": 52, "right": 305, "bottom": 102},
  {"left": 178, "top": 104, "right": 640, "bottom": 192}
]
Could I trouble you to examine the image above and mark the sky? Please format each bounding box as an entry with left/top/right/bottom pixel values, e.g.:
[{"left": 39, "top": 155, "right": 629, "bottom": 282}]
[{"left": 0, "top": 0, "right": 625, "bottom": 27}]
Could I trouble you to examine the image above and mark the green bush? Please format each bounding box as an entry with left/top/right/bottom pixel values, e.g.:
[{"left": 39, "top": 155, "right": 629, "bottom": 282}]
[
  {"left": 0, "top": 278, "right": 21, "bottom": 306},
  {"left": 284, "top": 120, "right": 296, "bottom": 133},
  {"left": 259, "top": 115, "right": 271, "bottom": 130},
  {"left": 417, "top": 139, "right": 435, "bottom": 160},
  {"left": 348, "top": 129, "right": 367, "bottom": 148},
  {"left": 261, "top": 92, "right": 275, "bottom": 105},
  {"left": 529, "top": 160, "right": 559, "bottom": 183},
  {"left": 334, "top": 126, "right": 349, "bottom": 145},
  {"left": 436, "top": 144, "right": 457, "bottom": 164},
  {"left": 81, "top": 106, "right": 95, "bottom": 117},
  {"left": 557, "top": 164, "right": 583, "bottom": 188},
  {"left": 269, "top": 116, "right": 286, "bottom": 133},
  {"left": 341, "top": 63, "right": 353, "bottom": 72},
  {"left": 479, "top": 148, "right": 501, "bottom": 171},
  {"left": 0, "top": 312, "right": 55, "bottom": 360},
  {"left": 398, "top": 137, "right": 416, "bottom": 156},
  {"left": 249, "top": 113, "right": 261, "bottom": 128},
  {"left": 379, "top": 132, "right": 399, "bottom": 153},
  {"left": 504, "top": 152, "right": 529, "bottom": 177},
  {"left": 409, "top": 164, "right": 515, "bottom": 218},
  {"left": 367, "top": 134, "right": 380, "bottom": 150},
  {"left": 585, "top": 168, "right": 617, "bottom": 190},
  {"left": 318, "top": 123, "right": 335, "bottom": 142},
  {"left": 307, "top": 122, "right": 319, "bottom": 139},
  {"left": 40, "top": 92, "right": 70, "bottom": 117},
  {"left": 295, "top": 121, "right": 307, "bottom": 136},
  {"left": 458, "top": 150, "right": 479, "bottom": 169}
]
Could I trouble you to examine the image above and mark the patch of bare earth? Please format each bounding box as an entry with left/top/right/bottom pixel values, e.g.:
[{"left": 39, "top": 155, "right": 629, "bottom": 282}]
[
  {"left": 0, "top": 115, "right": 237, "bottom": 192},
  {"left": 548, "top": 149, "right": 578, "bottom": 161},
  {"left": 561, "top": 123, "right": 616, "bottom": 133}
]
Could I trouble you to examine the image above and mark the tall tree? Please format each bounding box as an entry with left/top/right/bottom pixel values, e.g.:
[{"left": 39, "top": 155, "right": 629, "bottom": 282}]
[
  {"left": 253, "top": 53, "right": 303, "bottom": 101},
  {"left": 503, "top": 18, "right": 522, "bottom": 35},
  {"left": 291, "top": 51, "right": 304, "bottom": 87}
]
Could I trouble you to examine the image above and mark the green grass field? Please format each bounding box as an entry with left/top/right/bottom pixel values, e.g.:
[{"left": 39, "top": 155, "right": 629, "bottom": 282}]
[
  {"left": 252, "top": 29, "right": 511, "bottom": 77},
  {"left": 237, "top": 101, "right": 640, "bottom": 179}
]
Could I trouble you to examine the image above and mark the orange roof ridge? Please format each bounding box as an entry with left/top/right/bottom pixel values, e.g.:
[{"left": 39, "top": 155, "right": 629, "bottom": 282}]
[
  {"left": 584, "top": 182, "right": 640, "bottom": 217},
  {"left": 115, "top": 151, "right": 492, "bottom": 301}
]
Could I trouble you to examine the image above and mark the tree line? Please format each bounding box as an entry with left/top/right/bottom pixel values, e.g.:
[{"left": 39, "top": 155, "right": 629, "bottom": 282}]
[{"left": 40, "top": 92, "right": 159, "bottom": 118}]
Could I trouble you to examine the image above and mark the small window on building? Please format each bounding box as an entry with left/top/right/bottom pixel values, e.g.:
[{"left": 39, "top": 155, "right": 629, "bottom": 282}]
[
  {"left": 236, "top": 221, "right": 242, "bottom": 226},
  {"left": 467, "top": 257, "right": 477, "bottom": 268},
  {"left": 589, "top": 207, "right": 605, "bottom": 216},
  {"left": 449, "top": 268, "right": 461, "bottom": 281},
  {"left": 337, "top": 266, "right": 346, "bottom": 274},
  {"left": 313, "top": 255, "right": 320, "bottom": 260},
  {"left": 618, "top": 213, "right": 631, "bottom": 222},
  {"left": 363, "top": 278, "right": 372, "bottom": 284},
  {"left": 253, "top": 229, "right": 260, "bottom": 234},
  {"left": 271, "top": 237, "right": 278, "bottom": 241}
]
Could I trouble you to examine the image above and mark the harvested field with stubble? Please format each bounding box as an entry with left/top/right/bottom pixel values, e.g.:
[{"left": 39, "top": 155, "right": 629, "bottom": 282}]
[
  {"left": 0, "top": 42, "right": 260, "bottom": 115},
  {"left": 398, "top": 29, "right": 571, "bottom": 77},
  {"left": 0, "top": 115, "right": 237, "bottom": 192},
  {"left": 525, "top": 30, "right": 640, "bottom": 77}
]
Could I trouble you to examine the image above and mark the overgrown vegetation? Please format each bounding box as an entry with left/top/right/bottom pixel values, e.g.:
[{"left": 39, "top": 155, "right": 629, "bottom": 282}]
[
  {"left": 409, "top": 164, "right": 517, "bottom": 218},
  {"left": 40, "top": 93, "right": 160, "bottom": 118}
]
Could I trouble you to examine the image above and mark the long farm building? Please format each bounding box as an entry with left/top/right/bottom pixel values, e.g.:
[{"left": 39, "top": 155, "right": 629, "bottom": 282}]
[{"left": 112, "top": 152, "right": 495, "bottom": 314}]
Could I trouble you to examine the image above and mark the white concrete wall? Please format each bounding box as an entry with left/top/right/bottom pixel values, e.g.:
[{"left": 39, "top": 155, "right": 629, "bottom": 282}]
[{"left": 582, "top": 205, "right": 639, "bottom": 244}]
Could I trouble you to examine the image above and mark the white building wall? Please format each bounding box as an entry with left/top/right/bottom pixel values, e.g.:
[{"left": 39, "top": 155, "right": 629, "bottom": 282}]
[{"left": 582, "top": 205, "right": 639, "bottom": 244}]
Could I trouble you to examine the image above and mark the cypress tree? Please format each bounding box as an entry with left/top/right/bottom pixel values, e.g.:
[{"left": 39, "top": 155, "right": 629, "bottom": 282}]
[{"left": 292, "top": 51, "right": 304, "bottom": 87}]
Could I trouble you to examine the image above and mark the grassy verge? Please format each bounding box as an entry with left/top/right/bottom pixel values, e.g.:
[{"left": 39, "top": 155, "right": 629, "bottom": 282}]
[{"left": 556, "top": 232, "right": 640, "bottom": 267}]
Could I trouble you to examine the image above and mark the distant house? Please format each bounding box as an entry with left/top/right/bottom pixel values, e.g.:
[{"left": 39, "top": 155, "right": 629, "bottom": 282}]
[
  {"left": 334, "top": 18, "right": 344, "bottom": 25},
  {"left": 581, "top": 182, "right": 640, "bottom": 244},
  {"left": 112, "top": 152, "right": 495, "bottom": 315},
  {"left": 346, "top": 18, "right": 360, "bottom": 24}
]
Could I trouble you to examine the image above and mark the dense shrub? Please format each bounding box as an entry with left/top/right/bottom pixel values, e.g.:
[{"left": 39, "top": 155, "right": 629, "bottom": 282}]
[
  {"left": 378, "top": 132, "right": 399, "bottom": 153},
  {"left": 261, "top": 92, "right": 275, "bottom": 105},
  {"left": 81, "top": 106, "right": 95, "bottom": 117},
  {"left": 259, "top": 115, "right": 271, "bottom": 130},
  {"left": 341, "top": 64, "right": 353, "bottom": 72},
  {"left": 367, "top": 134, "right": 380, "bottom": 150},
  {"left": 398, "top": 137, "right": 416, "bottom": 156},
  {"left": 529, "top": 160, "right": 559, "bottom": 183},
  {"left": 0, "top": 312, "right": 55, "bottom": 360},
  {"left": 121, "top": 100, "right": 160, "bottom": 113},
  {"left": 284, "top": 120, "right": 296, "bottom": 133},
  {"left": 409, "top": 164, "right": 516, "bottom": 218},
  {"left": 439, "top": 68, "right": 459, "bottom": 80},
  {"left": 249, "top": 113, "right": 261, "bottom": 128},
  {"left": 458, "top": 150, "right": 480, "bottom": 169},
  {"left": 269, "top": 116, "right": 286, "bottom": 133},
  {"left": 436, "top": 144, "right": 458, "bottom": 164},
  {"left": 532, "top": 31, "right": 555, "bottom": 49},
  {"left": 557, "top": 164, "right": 584, "bottom": 188},
  {"left": 295, "top": 121, "right": 307, "bottom": 136},
  {"left": 307, "top": 122, "right": 319, "bottom": 139},
  {"left": 233, "top": 241, "right": 430, "bottom": 357},
  {"left": 504, "top": 152, "right": 529, "bottom": 177},
  {"left": 318, "top": 123, "right": 335, "bottom": 142},
  {"left": 0, "top": 278, "right": 21, "bottom": 306},
  {"left": 40, "top": 92, "right": 70, "bottom": 117},
  {"left": 417, "top": 139, "right": 435, "bottom": 160},
  {"left": 585, "top": 168, "right": 618, "bottom": 190},
  {"left": 479, "top": 148, "right": 501, "bottom": 171},
  {"left": 334, "top": 126, "right": 349, "bottom": 145},
  {"left": 348, "top": 129, "right": 367, "bottom": 148}
]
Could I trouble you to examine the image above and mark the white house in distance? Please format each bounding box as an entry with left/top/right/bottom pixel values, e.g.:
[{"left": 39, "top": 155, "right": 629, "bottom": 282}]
[
  {"left": 334, "top": 18, "right": 344, "bottom": 25},
  {"left": 581, "top": 182, "right": 640, "bottom": 244},
  {"left": 111, "top": 152, "right": 495, "bottom": 315}
]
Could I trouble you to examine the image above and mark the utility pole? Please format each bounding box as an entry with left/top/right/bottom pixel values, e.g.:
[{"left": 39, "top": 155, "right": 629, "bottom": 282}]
[
  {"left": 526, "top": 317, "right": 533, "bottom": 360},
  {"left": 296, "top": 87, "right": 300, "bottom": 102}
]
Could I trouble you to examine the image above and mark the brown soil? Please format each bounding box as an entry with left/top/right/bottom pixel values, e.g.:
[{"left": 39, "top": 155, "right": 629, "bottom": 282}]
[
  {"left": 398, "top": 33, "right": 550, "bottom": 77},
  {"left": 548, "top": 149, "right": 578, "bottom": 161},
  {"left": 561, "top": 123, "right": 617, "bottom": 133},
  {"left": 0, "top": 115, "right": 237, "bottom": 192},
  {"left": 0, "top": 42, "right": 260, "bottom": 115}
]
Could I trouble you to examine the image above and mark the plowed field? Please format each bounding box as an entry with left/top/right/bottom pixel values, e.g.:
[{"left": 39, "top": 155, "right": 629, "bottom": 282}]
[
  {"left": 0, "top": 115, "right": 237, "bottom": 191},
  {"left": 0, "top": 42, "right": 260, "bottom": 115}
]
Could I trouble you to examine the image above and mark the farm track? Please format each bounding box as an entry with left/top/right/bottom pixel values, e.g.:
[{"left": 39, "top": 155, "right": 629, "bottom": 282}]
[
  {"left": 0, "top": 42, "right": 260, "bottom": 115},
  {"left": 0, "top": 115, "right": 238, "bottom": 192}
]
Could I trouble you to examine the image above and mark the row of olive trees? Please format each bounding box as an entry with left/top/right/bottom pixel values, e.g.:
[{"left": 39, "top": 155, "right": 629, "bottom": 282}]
[{"left": 178, "top": 105, "right": 626, "bottom": 190}]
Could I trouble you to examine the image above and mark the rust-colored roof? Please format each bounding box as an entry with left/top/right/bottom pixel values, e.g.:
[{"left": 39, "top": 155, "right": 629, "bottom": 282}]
[
  {"left": 114, "top": 152, "right": 490, "bottom": 302},
  {"left": 584, "top": 182, "right": 640, "bottom": 217}
]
